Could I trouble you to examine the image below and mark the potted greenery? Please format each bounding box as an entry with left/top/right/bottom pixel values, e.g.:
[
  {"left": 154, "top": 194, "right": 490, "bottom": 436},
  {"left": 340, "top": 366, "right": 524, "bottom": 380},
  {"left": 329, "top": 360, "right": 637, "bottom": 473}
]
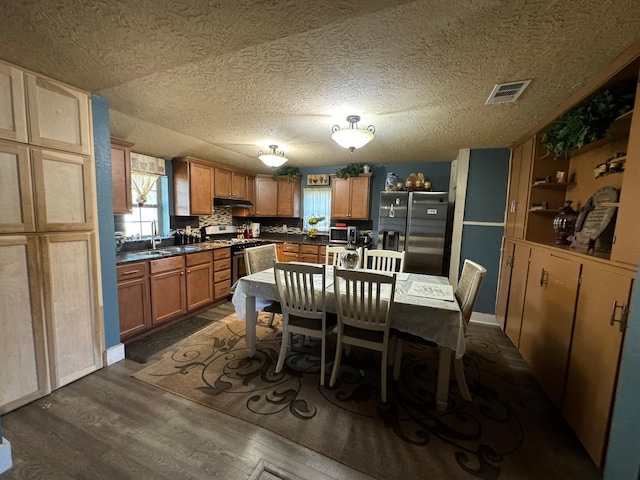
[
  {"left": 272, "top": 166, "right": 301, "bottom": 182},
  {"left": 335, "top": 163, "right": 365, "bottom": 179},
  {"left": 541, "top": 79, "right": 636, "bottom": 158}
]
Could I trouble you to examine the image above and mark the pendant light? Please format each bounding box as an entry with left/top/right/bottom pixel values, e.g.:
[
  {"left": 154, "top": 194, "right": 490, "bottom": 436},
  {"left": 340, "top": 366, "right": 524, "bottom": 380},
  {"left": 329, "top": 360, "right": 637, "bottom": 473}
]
[
  {"left": 258, "top": 145, "right": 288, "bottom": 167},
  {"left": 331, "top": 115, "right": 375, "bottom": 152}
]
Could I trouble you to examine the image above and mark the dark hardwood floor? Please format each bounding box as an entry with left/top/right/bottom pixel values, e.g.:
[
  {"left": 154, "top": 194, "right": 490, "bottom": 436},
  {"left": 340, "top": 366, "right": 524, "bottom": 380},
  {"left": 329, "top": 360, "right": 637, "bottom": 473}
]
[{"left": 0, "top": 359, "right": 370, "bottom": 480}]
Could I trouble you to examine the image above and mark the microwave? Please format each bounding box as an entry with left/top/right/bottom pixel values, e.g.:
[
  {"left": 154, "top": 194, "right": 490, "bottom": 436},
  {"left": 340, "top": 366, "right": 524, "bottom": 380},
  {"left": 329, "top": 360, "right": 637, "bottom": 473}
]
[{"left": 330, "top": 226, "right": 357, "bottom": 244}]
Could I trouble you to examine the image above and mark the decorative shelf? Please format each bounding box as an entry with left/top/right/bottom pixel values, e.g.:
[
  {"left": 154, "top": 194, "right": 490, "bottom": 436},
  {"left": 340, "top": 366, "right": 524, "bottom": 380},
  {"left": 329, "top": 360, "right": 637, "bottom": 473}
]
[
  {"left": 531, "top": 182, "right": 576, "bottom": 188},
  {"left": 528, "top": 208, "right": 560, "bottom": 213}
]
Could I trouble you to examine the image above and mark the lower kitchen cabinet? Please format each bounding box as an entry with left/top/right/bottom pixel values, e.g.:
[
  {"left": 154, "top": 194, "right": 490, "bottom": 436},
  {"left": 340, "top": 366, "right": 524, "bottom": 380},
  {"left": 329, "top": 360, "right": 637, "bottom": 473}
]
[
  {"left": 0, "top": 235, "right": 48, "bottom": 414},
  {"left": 281, "top": 242, "right": 299, "bottom": 262},
  {"left": 116, "top": 261, "right": 150, "bottom": 340},
  {"left": 504, "top": 243, "right": 531, "bottom": 348},
  {"left": 518, "top": 248, "right": 580, "bottom": 408},
  {"left": 213, "top": 247, "right": 231, "bottom": 300},
  {"left": 562, "top": 264, "right": 633, "bottom": 468},
  {"left": 186, "top": 251, "right": 214, "bottom": 310},
  {"left": 150, "top": 255, "right": 186, "bottom": 325},
  {"left": 495, "top": 240, "right": 515, "bottom": 329}
]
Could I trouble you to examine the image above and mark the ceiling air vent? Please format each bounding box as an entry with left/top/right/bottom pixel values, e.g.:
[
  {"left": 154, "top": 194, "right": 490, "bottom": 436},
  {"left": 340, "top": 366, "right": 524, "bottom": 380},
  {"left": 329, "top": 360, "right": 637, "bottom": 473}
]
[{"left": 485, "top": 80, "right": 531, "bottom": 105}]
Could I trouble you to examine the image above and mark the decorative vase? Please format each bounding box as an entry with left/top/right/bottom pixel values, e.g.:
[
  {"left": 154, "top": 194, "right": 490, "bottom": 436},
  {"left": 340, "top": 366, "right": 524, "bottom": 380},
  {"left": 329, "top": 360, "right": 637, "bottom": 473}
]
[
  {"left": 340, "top": 241, "right": 360, "bottom": 269},
  {"left": 385, "top": 172, "right": 399, "bottom": 191},
  {"left": 553, "top": 200, "right": 578, "bottom": 245}
]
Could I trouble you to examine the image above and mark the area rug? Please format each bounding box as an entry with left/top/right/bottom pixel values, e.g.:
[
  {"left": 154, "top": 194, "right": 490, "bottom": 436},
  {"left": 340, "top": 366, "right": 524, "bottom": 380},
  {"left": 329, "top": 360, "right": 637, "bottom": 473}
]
[{"left": 133, "top": 313, "right": 600, "bottom": 480}]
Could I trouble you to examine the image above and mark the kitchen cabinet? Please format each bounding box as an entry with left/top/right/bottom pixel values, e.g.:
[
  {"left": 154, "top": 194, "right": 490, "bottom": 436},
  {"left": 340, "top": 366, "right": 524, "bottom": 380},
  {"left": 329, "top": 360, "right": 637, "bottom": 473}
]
[
  {"left": 111, "top": 138, "right": 134, "bottom": 215},
  {"left": 116, "top": 261, "right": 150, "bottom": 340},
  {"left": 563, "top": 264, "right": 633, "bottom": 468},
  {"left": 0, "top": 62, "right": 28, "bottom": 143},
  {"left": 495, "top": 240, "right": 515, "bottom": 329},
  {"left": 518, "top": 249, "right": 581, "bottom": 407},
  {"left": 504, "top": 243, "right": 531, "bottom": 348},
  {"left": 0, "top": 139, "right": 34, "bottom": 233},
  {"left": 31, "top": 148, "right": 94, "bottom": 231},
  {"left": 232, "top": 175, "right": 256, "bottom": 217},
  {"left": 331, "top": 174, "right": 372, "bottom": 220},
  {"left": 213, "top": 247, "right": 231, "bottom": 300},
  {"left": 505, "top": 138, "right": 533, "bottom": 240},
  {"left": 255, "top": 175, "right": 278, "bottom": 216},
  {"left": 281, "top": 243, "right": 300, "bottom": 262},
  {"left": 299, "top": 244, "right": 320, "bottom": 263},
  {"left": 0, "top": 235, "right": 48, "bottom": 414},
  {"left": 215, "top": 167, "right": 248, "bottom": 200},
  {"left": 277, "top": 176, "right": 301, "bottom": 217},
  {"left": 186, "top": 251, "right": 214, "bottom": 310},
  {"left": 232, "top": 172, "right": 248, "bottom": 199},
  {"left": 40, "top": 232, "right": 102, "bottom": 390},
  {"left": 25, "top": 73, "right": 91, "bottom": 155},
  {"left": 150, "top": 255, "right": 187, "bottom": 325},
  {"left": 172, "top": 158, "right": 215, "bottom": 216}
]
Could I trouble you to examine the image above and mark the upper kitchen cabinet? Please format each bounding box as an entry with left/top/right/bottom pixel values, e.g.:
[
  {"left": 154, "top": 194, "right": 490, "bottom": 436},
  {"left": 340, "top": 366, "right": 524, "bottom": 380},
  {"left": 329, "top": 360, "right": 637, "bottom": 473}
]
[
  {"left": 0, "top": 62, "right": 28, "bottom": 143},
  {"left": 25, "top": 73, "right": 91, "bottom": 155},
  {"left": 232, "top": 175, "right": 255, "bottom": 217},
  {"left": 505, "top": 138, "right": 534, "bottom": 240},
  {"left": 253, "top": 175, "right": 301, "bottom": 217},
  {"left": 172, "top": 157, "right": 214, "bottom": 216},
  {"left": 277, "top": 176, "right": 301, "bottom": 217},
  {"left": 254, "top": 175, "right": 277, "bottom": 216},
  {"left": 331, "top": 173, "right": 372, "bottom": 220},
  {"left": 0, "top": 139, "right": 34, "bottom": 233},
  {"left": 31, "top": 148, "right": 95, "bottom": 231},
  {"left": 214, "top": 167, "right": 248, "bottom": 200},
  {"left": 111, "top": 138, "right": 134, "bottom": 215}
]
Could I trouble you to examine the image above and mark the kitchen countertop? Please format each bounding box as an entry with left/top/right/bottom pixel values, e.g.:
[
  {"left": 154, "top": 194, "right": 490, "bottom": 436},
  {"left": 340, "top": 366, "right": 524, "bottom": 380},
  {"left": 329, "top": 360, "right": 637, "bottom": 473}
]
[{"left": 116, "top": 242, "right": 232, "bottom": 265}]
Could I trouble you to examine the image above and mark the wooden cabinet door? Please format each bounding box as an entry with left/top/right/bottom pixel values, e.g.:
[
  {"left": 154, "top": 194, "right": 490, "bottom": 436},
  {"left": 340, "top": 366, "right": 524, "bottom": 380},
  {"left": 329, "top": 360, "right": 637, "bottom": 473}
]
[
  {"left": 190, "top": 162, "right": 214, "bottom": 215},
  {"left": 0, "top": 235, "right": 48, "bottom": 414},
  {"left": 150, "top": 268, "right": 187, "bottom": 325},
  {"left": 232, "top": 172, "right": 247, "bottom": 199},
  {"left": 513, "top": 137, "right": 534, "bottom": 240},
  {"left": 495, "top": 240, "right": 515, "bottom": 329},
  {"left": 282, "top": 252, "right": 299, "bottom": 262},
  {"left": 519, "top": 249, "right": 580, "bottom": 407},
  {"left": 504, "top": 145, "right": 522, "bottom": 238},
  {"left": 504, "top": 243, "right": 531, "bottom": 347},
  {"left": 331, "top": 178, "right": 351, "bottom": 218},
  {"left": 610, "top": 85, "right": 640, "bottom": 266},
  {"left": 186, "top": 253, "right": 214, "bottom": 311},
  {"left": 0, "top": 139, "right": 34, "bottom": 233},
  {"left": 116, "top": 261, "right": 150, "bottom": 340},
  {"left": 277, "top": 177, "right": 300, "bottom": 217},
  {"left": 110, "top": 138, "right": 133, "bottom": 215},
  {"left": 0, "top": 63, "right": 27, "bottom": 143},
  {"left": 349, "top": 176, "right": 371, "bottom": 219},
  {"left": 40, "top": 233, "right": 102, "bottom": 390},
  {"left": 25, "top": 73, "right": 90, "bottom": 155},
  {"left": 255, "top": 176, "right": 277, "bottom": 216},
  {"left": 31, "top": 148, "right": 94, "bottom": 231},
  {"left": 563, "top": 265, "right": 632, "bottom": 467},
  {"left": 214, "top": 167, "right": 231, "bottom": 197}
]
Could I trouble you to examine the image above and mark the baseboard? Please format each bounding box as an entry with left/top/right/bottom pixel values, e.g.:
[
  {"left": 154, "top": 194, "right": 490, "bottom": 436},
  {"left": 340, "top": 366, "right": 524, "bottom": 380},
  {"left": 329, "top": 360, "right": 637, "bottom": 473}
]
[
  {"left": 104, "top": 343, "right": 125, "bottom": 366},
  {"left": 0, "top": 438, "right": 12, "bottom": 474},
  {"left": 469, "top": 312, "right": 499, "bottom": 326}
]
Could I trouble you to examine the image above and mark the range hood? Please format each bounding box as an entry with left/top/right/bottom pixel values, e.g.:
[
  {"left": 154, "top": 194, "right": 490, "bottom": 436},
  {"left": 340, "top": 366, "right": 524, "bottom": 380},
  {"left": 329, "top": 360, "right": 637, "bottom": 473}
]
[{"left": 214, "top": 197, "right": 254, "bottom": 208}]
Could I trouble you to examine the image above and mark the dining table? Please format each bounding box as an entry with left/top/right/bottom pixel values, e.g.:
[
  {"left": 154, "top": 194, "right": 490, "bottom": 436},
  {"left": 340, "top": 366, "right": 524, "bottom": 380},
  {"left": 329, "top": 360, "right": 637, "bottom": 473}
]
[{"left": 231, "top": 264, "right": 464, "bottom": 411}]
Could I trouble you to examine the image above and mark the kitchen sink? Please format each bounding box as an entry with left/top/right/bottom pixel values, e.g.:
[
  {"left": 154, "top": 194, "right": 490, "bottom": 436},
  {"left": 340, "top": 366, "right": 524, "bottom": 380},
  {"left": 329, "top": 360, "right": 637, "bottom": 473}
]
[{"left": 126, "top": 249, "right": 173, "bottom": 258}]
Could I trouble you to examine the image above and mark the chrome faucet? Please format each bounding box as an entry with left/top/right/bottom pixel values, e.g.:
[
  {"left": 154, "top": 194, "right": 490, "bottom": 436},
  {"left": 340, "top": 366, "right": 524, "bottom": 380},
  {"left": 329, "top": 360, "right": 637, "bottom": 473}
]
[{"left": 151, "top": 220, "right": 159, "bottom": 249}]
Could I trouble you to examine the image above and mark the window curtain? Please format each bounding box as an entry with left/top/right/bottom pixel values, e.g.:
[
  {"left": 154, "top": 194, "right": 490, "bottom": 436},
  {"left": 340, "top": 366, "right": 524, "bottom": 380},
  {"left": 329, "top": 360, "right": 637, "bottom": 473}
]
[
  {"left": 131, "top": 152, "right": 166, "bottom": 206},
  {"left": 303, "top": 187, "right": 331, "bottom": 231},
  {"left": 131, "top": 172, "right": 160, "bottom": 206}
]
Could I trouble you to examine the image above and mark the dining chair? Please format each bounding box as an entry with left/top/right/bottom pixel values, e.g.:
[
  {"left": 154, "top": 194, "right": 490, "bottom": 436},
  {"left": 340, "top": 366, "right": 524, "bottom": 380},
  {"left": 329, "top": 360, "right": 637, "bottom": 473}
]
[
  {"left": 330, "top": 268, "right": 396, "bottom": 402},
  {"left": 273, "top": 262, "right": 334, "bottom": 385},
  {"left": 244, "top": 243, "right": 281, "bottom": 326},
  {"left": 363, "top": 248, "right": 405, "bottom": 273},
  {"left": 392, "top": 259, "right": 486, "bottom": 403},
  {"left": 324, "top": 245, "right": 345, "bottom": 266}
]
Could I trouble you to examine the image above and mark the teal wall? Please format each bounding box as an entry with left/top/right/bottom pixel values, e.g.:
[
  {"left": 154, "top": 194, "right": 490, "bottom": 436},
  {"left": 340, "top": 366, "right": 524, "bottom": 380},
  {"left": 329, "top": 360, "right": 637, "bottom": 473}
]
[
  {"left": 605, "top": 265, "right": 640, "bottom": 479},
  {"left": 458, "top": 148, "right": 510, "bottom": 314},
  {"left": 92, "top": 95, "right": 120, "bottom": 349}
]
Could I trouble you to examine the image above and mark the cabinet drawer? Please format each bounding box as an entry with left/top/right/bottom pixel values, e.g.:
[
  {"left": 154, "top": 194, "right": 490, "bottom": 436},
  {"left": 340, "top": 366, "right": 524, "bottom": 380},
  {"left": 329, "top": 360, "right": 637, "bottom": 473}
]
[
  {"left": 282, "top": 243, "right": 299, "bottom": 253},
  {"left": 299, "top": 245, "right": 319, "bottom": 255},
  {"left": 300, "top": 253, "right": 318, "bottom": 263},
  {"left": 214, "top": 258, "right": 231, "bottom": 271},
  {"left": 213, "top": 247, "right": 231, "bottom": 260},
  {"left": 116, "top": 261, "right": 148, "bottom": 281},
  {"left": 214, "top": 280, "right": 231, "bottom": 298},
  {"left": 186, "top": 250, "right": 213, "bottom": 267},
  {"left": 214, "top": 269, "right": 231, "bottom": 283},
  {"left": 150, "top": 255, "right": 184, "bottom": 274}
]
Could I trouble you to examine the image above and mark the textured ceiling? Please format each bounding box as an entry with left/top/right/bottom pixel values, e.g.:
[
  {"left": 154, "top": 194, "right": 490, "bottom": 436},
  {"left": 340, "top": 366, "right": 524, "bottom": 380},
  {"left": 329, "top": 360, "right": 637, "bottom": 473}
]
[{"left": 0, "top": 0, "right": 638, "bottom": 173}]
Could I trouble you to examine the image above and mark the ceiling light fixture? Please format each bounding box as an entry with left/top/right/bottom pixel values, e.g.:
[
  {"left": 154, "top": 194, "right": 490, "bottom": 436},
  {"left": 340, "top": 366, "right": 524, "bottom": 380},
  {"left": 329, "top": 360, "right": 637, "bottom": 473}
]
[
  {"left": 258, "top": 144, "right": 288, "bottom": 167},
  {"left": 331, "top": 115, "right": 375, "bottom": 152}
]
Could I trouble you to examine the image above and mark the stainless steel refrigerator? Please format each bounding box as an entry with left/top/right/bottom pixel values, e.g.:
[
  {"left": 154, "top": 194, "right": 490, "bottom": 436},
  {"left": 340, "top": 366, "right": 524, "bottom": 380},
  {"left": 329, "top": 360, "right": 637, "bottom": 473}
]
[{"left": 378, "top": 191, "right": 449, "bottom": 274}]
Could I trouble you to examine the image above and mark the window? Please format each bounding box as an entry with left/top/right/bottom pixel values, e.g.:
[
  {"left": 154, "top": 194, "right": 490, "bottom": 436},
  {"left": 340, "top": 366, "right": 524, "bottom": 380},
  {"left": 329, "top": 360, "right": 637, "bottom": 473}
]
[
  {"left": 303, "top": 187, "right": 331, "bottom": 232},
  {"left": 122, "top": 178, "right": 165, "bottom": 238}
]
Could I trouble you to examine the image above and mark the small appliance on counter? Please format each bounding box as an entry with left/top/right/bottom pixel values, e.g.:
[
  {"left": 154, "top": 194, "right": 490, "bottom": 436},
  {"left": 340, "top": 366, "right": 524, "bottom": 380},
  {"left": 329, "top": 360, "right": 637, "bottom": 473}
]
[
  {"left": 330, "top": 225, "right": 357, "bottom": 244},
  {"left": 250, "top": 222, "right": 260, "bottom": 238}
]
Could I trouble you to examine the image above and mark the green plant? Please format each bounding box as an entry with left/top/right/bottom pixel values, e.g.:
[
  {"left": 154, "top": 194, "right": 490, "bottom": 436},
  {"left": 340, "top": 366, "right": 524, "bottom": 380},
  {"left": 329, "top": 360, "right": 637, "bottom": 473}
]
[
  {"left": 271, "top": 166, "right": 301, "bottom": 182},
  {"left": 335, "top": 163, "right": 365, "bottom": 179},
  {"left": 541, "top": 79, "right": 636, "bottom": 158}
]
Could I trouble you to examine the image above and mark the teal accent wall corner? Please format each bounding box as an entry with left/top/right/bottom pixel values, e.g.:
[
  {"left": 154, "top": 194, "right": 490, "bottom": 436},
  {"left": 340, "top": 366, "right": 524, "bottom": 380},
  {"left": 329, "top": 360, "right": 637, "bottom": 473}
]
[{"left": 91, "top": 94, "right": 120, "bottom": 349}]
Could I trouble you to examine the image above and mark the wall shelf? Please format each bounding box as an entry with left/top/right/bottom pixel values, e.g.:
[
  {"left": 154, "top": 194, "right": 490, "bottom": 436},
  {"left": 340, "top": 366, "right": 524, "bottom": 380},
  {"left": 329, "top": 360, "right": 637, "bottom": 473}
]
[
  {"left": 531, "top": 182, "right": 576, "bottom": 189},
  {"left": 528, "top": 208, "right": 560, "bottom": 213}
]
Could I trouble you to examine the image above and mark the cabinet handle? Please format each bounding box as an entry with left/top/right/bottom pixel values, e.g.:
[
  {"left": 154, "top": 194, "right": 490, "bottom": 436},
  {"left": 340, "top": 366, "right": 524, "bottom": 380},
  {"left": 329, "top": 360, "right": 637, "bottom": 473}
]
[
  {"left": 610, "top": 301, "right": 628, "bottom": 333},
  {"left": 539, "top": 268, "right": 548, "bottom": 287},
  {"left": 122, "top": 270, "right": 140, "bottom": 275},
  {"left": 181, "top": 271, "right": 185, "bottom": 275},
  {"left": 507, "top": 255, "right": 513, "bottom": 267},
  {"left": 511, "top": 200, "right": 516, "bottom": 213}
]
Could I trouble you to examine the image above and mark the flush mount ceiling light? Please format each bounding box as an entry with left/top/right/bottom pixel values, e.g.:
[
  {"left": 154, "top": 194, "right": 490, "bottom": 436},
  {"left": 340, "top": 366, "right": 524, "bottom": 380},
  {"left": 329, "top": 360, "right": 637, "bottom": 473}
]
[
  {"left": 331, "top": 115, "right": 375, "bottom": 152},
  {"left": 258, "top": 144, "right": 288, "bottom": 167}
]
